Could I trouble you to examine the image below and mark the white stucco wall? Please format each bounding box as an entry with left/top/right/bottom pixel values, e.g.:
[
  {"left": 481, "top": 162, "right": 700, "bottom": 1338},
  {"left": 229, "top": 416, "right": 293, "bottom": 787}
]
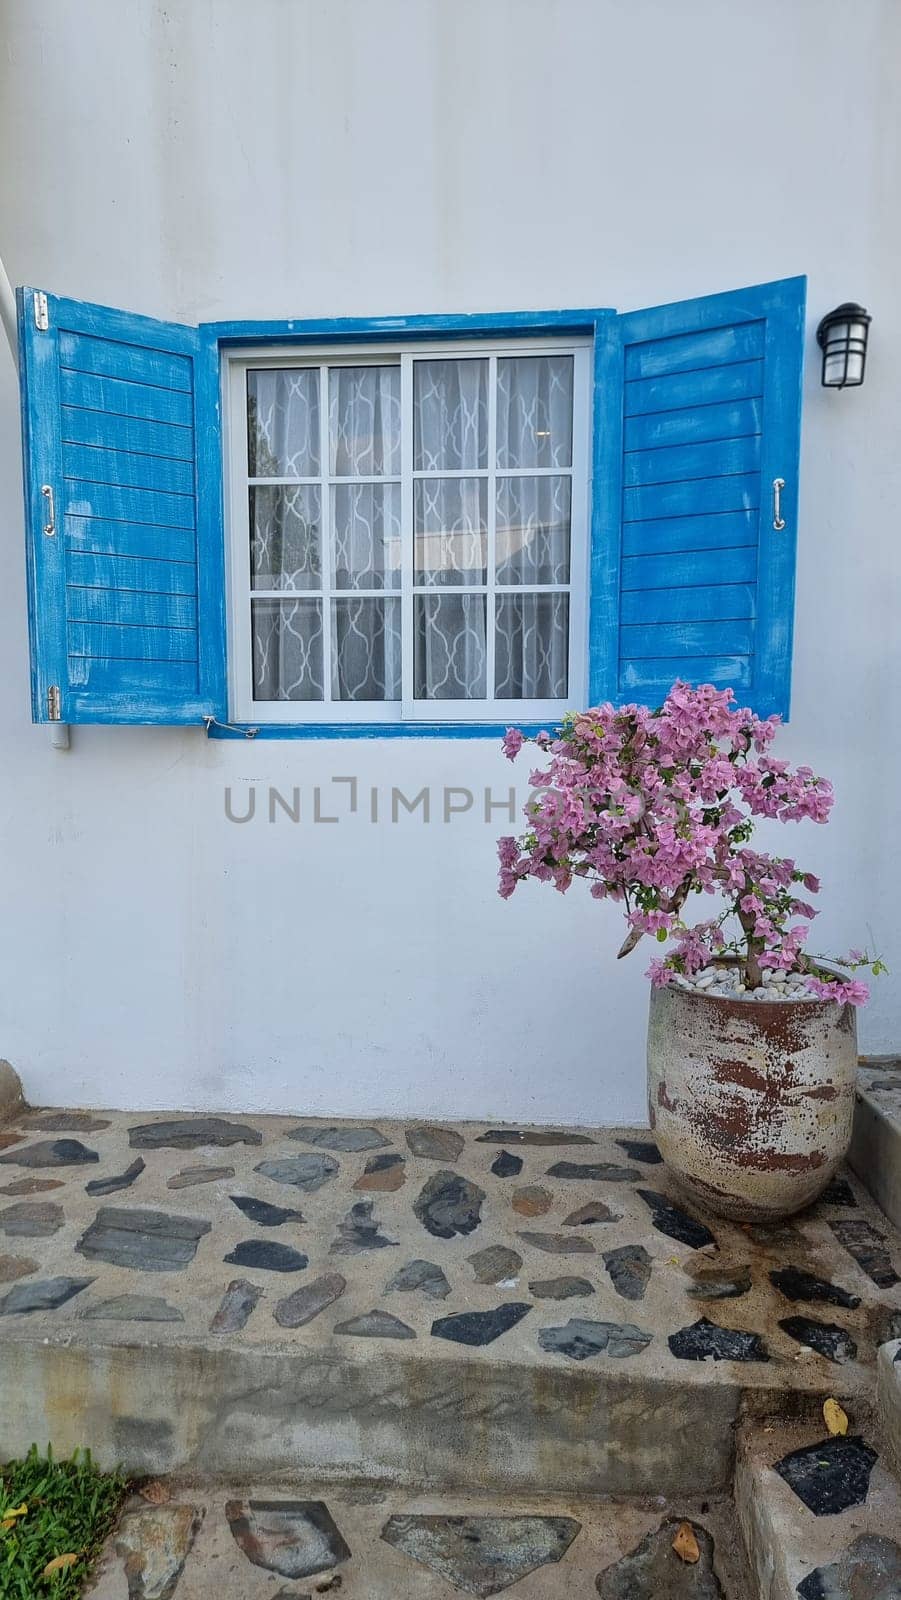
[{"left": 0, "top": 0, "right": 899, "bottom": 1123}]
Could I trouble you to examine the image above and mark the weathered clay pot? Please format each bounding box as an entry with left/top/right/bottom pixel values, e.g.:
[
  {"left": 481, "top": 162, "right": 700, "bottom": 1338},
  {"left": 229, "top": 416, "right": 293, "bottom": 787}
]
[{"left": 647, "top": 981, "right": 857, "bottom": 1222}]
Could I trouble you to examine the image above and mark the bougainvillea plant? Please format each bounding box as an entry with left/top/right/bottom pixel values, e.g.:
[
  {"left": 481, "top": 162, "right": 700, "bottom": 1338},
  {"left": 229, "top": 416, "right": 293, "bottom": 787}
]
[{"left": 498, "top": 682, "right": 882, "bottom": 1005}]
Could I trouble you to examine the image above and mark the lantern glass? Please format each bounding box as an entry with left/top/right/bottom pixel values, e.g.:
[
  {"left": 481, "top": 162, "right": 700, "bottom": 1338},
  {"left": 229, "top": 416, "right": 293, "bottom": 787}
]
[{"left": 817, "top": 304, "right": 871, "bottom": 388}]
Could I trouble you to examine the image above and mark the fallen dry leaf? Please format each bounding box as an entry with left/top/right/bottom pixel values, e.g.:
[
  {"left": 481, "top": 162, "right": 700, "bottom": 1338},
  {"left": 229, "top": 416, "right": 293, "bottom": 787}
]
[
  {"left": 0, "top": 1503, "right": 28, "bottom": 1532},
  {"left": 140, "top": 1480, "right": 171, "bottom": 1504},
  {"left": 42, "top": 1553, "right": 78, "bottom": 1577},
  {"left": 823, "top": 1397, "right": 849, "bottom": 1436},
  {"left": 672, "top": 1521, "right": 700, "bottom": 1564}
]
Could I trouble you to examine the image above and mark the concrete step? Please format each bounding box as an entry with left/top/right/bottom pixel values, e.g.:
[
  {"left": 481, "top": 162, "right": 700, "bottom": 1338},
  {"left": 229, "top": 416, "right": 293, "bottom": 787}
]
[
  {"left": 877, "top": 1337, "right": 901, "bottom": 1475},
  {"left": 849, "top": 1058, "right": 901, "bottom": 1229},
  {"left": 83, "top": 1480, "right": 755, "bottom": 1599},
  {"left": 0, "top": 1109, "right": 898, "bottom": 1498},
  {"left": 735, "top": 1414, "right": 901, "bottom": 1599}
]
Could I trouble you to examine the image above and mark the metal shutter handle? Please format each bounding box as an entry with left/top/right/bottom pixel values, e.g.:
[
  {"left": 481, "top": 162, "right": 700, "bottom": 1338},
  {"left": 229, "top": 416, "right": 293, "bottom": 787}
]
[
  {"left": 772, "top": 477, "right": 785, "bottom": 531},
  {"left": 41, "top": 484, "right": 56, "bottom": 536}
]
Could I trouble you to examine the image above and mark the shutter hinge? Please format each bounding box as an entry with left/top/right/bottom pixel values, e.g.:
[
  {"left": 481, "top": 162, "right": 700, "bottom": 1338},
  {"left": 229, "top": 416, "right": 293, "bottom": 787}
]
[
  {"left": 47, "top": 685, "right": 61, "bottom": 721},
  {"left": 33, "top": 291, "right": 49, "bottom": 331}
]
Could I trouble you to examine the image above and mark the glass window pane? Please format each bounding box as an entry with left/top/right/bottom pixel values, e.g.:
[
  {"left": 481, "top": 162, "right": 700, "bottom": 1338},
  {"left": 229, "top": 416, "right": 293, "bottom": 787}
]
[
  {"left": 250, "top": 485, "right": 321, "bottom": 591},
  {"left": 496, "top": 475, "right": 571, "bottom": 584},
  {"left": 329, "top": 365, "right": 401, "bottom": 477},
  {"left": 414, "top": 478, "right": 487, "bottom": 586},
  {"left": 414, "top": 359, "right": 488, "bottom": 471},
  {"left": 247, "top": 369, "right": 319, "bottom": 477},
  {"left": 495, "top": 593, "right": 569, "bottom": 699},
  {"left": 414, "top": 594, "right": 486, "bottom": 700},
  {"left": 331, "top": 598, "right": 401, "bottom": 702},
  {"left": 496, "top": 355, "right": 574, "bottom": 469},
  {"left": 331, "top": 483, "right": 401, "bottom": 591},
  {"left": 252, "top": 598, "right": 323, "bottom": 701}
]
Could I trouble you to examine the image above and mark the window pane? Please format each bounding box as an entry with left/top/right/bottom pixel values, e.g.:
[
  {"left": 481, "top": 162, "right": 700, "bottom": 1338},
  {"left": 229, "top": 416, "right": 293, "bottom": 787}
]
[
  {"left": 331, "top": 598, "right": 401, "bottom": 702},
  {"left": 414, "top": 478, "right": 487, "bottom": 586},
  {"left": 331, "top": 483, "right": 401, "bottom": 591},
  {"left": 247, "top": 368, "right": 319, "bottom": 477},
  {"left": 414, "top": 359, "right": 488, "bottom": 471},
  {"left": 495, "top": 593, "right": 569, "bottom": 699},
  {"left": 252, "top": 598, "right": 323, "bottom": 701},
  {"left": 414, "top": 594, "right": 486, "bottom": 700},
  {"left": 250, "top": 485, "right": 321, "bottom": 591},
  {"left": 496, "top": 475, "right": 571, "bottom": 584},
  {"left": 329, "top": 365, "right": 401, "bottom": 477},
  {"left": 496, "top": 355, "right": 574, "bottom": 469}
]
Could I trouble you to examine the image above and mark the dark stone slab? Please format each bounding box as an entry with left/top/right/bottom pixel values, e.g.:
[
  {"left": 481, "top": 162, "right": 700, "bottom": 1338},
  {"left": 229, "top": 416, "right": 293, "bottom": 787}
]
[
  {"left": 168, "top": 1164, "right": 235, "bottom": 1189},
  {"left": 668, "top": 1317, "right": 769, "bottom": 1363},
  {"left": 0, "top": 1177, "right": 63, "bottom": 1195},
  {"left": 81, "top": 1294, "right": 183, "bottom": 1323},
  {"left": 414, "top": 1171, "right": 485, "bottom": 1239},
  {"left": 491, "top": 1150, "right": 523, "bottom": 1178},
  {"left": 818, "top": 1177, "right": 859, "bottom": 1208},
  {"left": 115, "top": 1505, "right": 204, "bottom": 1600},
  {"left": 255, "top": 1155, "right": 338, "bottom": 1192},
  {"left": 275, "top": 1273, "right": 346, "bottom": 1329},
  {"left": 431, "top": 1303, "right": 532, "bottom": 1347},
  {"left": 226, "top": 1499, "right": 351, "bottom": 1579},
  {"left": 796, "top": 1533, "right": 901, "bottom": 1599},
  {"left": 288, "top": 1124, "right": 389, "bottom": 1152},
  {"left": 770, "top": 1266, "right": 861, "bottom": 1309},
  {"left": 829, "top": 1220, "right": 900, "bottom": 1288},
  {"left": 330, "top": 1201, "right": 397, "bottom": 1255},
  {"left": 335, "top": 1309, "right": 416, "bottom": 1339},
  {"left": 0, "top": 1138, "right": 99, "bottom": 1168},
  {"left": 596, "top": 1517, "right": 723, "bottom": 1599},
  {"left": 603, "top": 1244, "right": 652, "bottom": 1301},
  {"left": 0, "top": 1275, "right": 93, "bottom": 1315},
  {"left": 21, "top": 1112, "right": 111, "bottom": 1132},
  {"left": 468, "top": 1245, "right": 522, "bottom": 1284},
  {"left": 382, "top": 1513, "right": 581, "bottom": 1596},
  {"left": 517, "top": 1231, "right": 595, "bottom": 1255},
  {"left": 538, "top": 1317, "right": 652, "bottom": 1361},
  {"left": 76, "top": 1207, "right": 212, "bottom": 1272},
  {"left": 385, "top": 1259, "right": 451, "bottom": 1300},
  {"left": 774, "top": 1435, "right": 878, "bottom": 1515},
  {"left": 546, "top": 1161, "right": 639, "bottom": 1182},
  {"left": 638, "top": 1189, "right": 717, "bottom": 1249},
  {"left": 129, "top": 1117, "right": 262, "bottom": 1149},
  {"left": 230, "top": 1194, "right": 304, "bottom": 1227},
  {"left": 0, "top": 1201, "right": 64, "bottom": 1238},
  {"left": 476, "top": 1129, "right": 595, "bottom": 1145},
  {"left": 512, "top": 1186, "right": 552, "bottom": 1216},
  {"left": 615, "top": 1138, "right": 663, "bottom": 1166},
  {"left": 563, "top": 1200, "right": 618, "bottom": 1226},
  {"left": 224, "top": 1240, "right": 308, "bottom": 1273},
  {"left": 406, "top": 1126, "right": 465, "bottom": 1161},
  {"left": 211, "top": 1279, "right": 264, "bottom": 1333},
  {"left": 86, "top": 1157, "right": 145, "bottom": 1197},
  {"left": 779, "top": 1316, "right": 857, "bottom": 1363},
  {"left": 0, "top": 1255, "right": 38, "bottom": 1283},
  {"left": 685, "top": 1266, "right": 753, "bottom": 1300},
  {"left": 529, "top": 1276, "right": 594, "bottom": 1300},
  {"left": 354, "top": 1153, "right": 406, "bottom": 1192}
]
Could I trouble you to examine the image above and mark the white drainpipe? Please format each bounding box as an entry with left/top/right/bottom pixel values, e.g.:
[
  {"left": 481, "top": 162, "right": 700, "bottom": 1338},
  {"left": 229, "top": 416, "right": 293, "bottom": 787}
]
[{"left": 0, "top": 253, "right": 70, "bottom": 749}]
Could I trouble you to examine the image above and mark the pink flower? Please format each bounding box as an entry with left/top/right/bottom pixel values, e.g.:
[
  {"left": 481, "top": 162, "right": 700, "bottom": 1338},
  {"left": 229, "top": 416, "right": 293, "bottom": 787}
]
[{"left": 502, "top": 728, "right": 525, "bottom": 761}]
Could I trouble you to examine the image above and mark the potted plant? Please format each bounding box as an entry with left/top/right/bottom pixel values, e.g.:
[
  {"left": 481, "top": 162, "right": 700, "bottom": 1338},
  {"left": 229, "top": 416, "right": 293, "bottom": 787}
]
[{"left": 498, "top": 682, "right": 882, "bottom": 1222}]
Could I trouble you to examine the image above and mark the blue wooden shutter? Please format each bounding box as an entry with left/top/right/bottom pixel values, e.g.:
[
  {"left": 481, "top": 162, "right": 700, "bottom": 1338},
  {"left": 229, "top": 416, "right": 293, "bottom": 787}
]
[
  {"left": 590, "top": 276, "right": 805, "bottom": 717},
  {"left": 18, "top": 289, "right": 225, "bottom": 723}
]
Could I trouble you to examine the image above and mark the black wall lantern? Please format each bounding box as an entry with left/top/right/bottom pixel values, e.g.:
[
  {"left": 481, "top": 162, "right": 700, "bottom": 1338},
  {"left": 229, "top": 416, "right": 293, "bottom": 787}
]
[{"left": 816, "top": 302, "right": 871, "bottom": 388}]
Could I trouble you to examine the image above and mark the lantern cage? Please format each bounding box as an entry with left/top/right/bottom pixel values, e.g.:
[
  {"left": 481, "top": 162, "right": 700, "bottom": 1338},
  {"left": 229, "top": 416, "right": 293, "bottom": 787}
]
[{"left": 816, "top": 303, "right": 871, "bottom": 389}]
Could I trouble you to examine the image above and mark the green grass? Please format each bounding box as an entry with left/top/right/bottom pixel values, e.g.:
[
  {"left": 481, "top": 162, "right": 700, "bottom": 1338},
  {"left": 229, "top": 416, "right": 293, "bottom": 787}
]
[{"left": 0, "top": 1447, "right": 127, "bottom": 1598}]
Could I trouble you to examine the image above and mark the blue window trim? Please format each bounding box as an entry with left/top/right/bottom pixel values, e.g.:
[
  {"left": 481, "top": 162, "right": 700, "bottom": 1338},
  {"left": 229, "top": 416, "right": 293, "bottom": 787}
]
[{"left": 202, "top": 308, "right": 616, "bottom": 740}]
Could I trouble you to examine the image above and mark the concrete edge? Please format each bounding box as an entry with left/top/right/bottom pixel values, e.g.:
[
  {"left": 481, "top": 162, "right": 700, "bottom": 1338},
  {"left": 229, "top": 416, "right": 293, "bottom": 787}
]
[
  {"left": 877, "top": 1338, "right": 901, "bottom": 1476},
  {"left": 849, "top": 1069, "right": 901, "bottom": 1230}
]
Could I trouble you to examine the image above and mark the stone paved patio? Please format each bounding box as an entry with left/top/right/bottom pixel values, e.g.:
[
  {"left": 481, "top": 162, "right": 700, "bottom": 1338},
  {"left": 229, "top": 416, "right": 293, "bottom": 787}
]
[{"left": 0, "top": 1108, "right": 897, "bottom": 1385}]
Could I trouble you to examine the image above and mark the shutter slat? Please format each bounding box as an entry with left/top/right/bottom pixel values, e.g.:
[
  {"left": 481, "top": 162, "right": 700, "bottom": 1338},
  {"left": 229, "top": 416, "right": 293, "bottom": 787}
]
[
  {"left": 19, "top": 288, "right": 225, "bottom": 723},
  {"left": 624, "top": 397, "right": 761, "bottom": 451},
  {"left": 623, "top": 321, "right": 764, "bottom": 380},
  {"left": 622, "top": 508, "right": 758, "bottom": 557},
  {"left": 620, "top": 655, "right": 752, "bottom": 693},
  {"left": 624, "top": 435, "right": 760, "bottom": 487},
  {"left": 621, "top": 546, "right": 757, "bottom": 591},
  {"left": 624, "top": 359, "right": 763, "bottom": 418},
  {"left": 623, "top": 472, "right": 759, "bottom": 523},
  {"left": 621, "top": 583, "right": 754, "bottom": 627}
]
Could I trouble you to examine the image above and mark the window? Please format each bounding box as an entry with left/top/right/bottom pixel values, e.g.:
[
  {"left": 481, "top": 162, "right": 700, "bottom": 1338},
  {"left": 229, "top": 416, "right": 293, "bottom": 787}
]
[{"left": 225, "top": 340, "right": 592, "bottom": 722}]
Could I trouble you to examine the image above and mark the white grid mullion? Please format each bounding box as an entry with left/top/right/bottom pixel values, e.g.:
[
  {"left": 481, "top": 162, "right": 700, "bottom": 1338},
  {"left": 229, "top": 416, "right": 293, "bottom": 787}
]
[
  {"left": 400, "top": 353, "right": 414, "bottom": 716},
  {"left": 486, "top": 353, "right": 497, "bottom": 703},
  {"left": 319, "top": 363, "right": 333, "bottom": 706}
]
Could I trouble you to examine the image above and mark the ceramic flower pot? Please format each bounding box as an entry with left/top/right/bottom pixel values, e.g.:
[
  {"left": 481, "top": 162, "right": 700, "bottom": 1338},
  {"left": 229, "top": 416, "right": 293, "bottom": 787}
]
[{"left": 647, "top": 980, "right": 857, "bottom": 1222}]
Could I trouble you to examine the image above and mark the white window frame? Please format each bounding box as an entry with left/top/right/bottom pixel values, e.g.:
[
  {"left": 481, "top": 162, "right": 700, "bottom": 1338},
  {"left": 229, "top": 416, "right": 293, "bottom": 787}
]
[{"left": 224, "top": 336, "right": 593, "bottom": 724}]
